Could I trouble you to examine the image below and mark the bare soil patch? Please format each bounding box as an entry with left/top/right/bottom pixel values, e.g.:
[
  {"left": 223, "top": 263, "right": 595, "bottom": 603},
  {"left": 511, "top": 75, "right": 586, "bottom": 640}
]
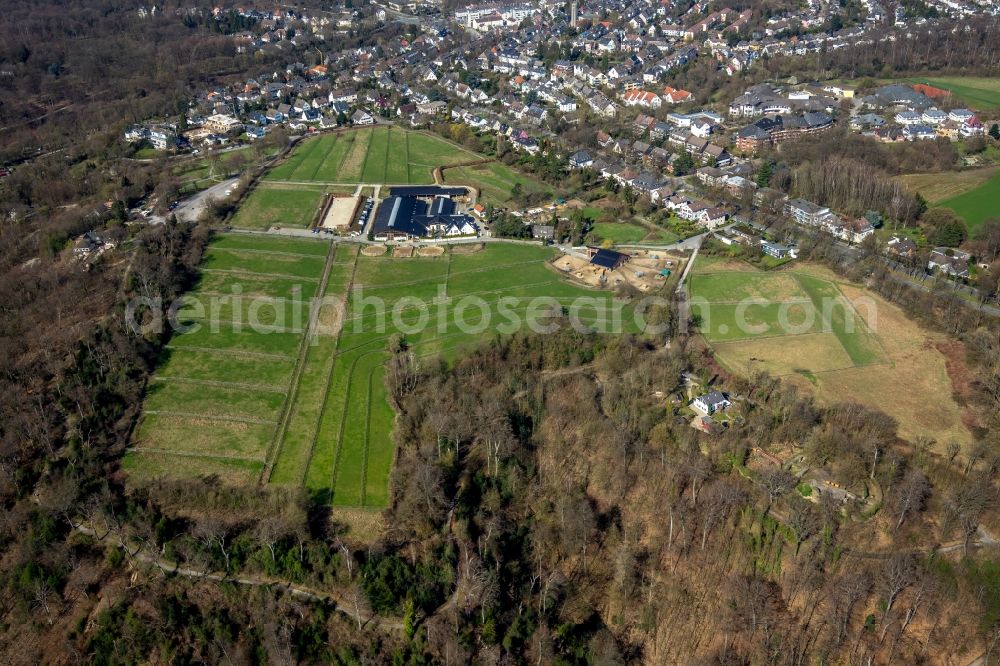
[
  {"left": 313, "top": 296, "right": 346, "bottom": 339},
  {"left": 393, "top": 246, "right": 414, "bottom": 258},
  {"left": 552, "top": 249, "right": 680, "bottom": 292},
  {"left": 451, "top": 242, "right": 484, "bottom": 254},
  {"left": 361, "top": 245, "right": 387, "bottom": 257},
  {"left": 416, "top": 245, "right": 445, "bottom": 257},
  {"left": 333, "top": 507, "right": 385, "bottom": 544}
]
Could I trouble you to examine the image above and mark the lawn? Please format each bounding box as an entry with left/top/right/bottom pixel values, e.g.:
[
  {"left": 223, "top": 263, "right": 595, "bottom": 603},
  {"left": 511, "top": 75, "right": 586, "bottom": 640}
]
[
  {"left": 690, "top": 255, "right": 972, "bottom": 449},
  {"left": 901, "top": 76, "right": 1000, "bottom": 111},
  {"left": 228, "top": 183, "right": 325, "bottom": 230},
  {"left": 898, "top": 167, "right": 999, "bottom": 204},
  {"left": 590, "top": 222, "right": 649, "bottom": 244},
  {"left": 937, "top": 169, "right": 1000, "bottom": 232},
  {"left": 445, "top": 161, "right": 553, "bottom": 206},
  {"left": 265, "top": 127, "right": 481, "bottom": 184},
  {"left": 130, "top": 236, "right": 645, "bottom": 518}
]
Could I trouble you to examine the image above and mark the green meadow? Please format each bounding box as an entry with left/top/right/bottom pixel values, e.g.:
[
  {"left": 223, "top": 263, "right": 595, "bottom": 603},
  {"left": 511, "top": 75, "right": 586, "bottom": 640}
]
[
  {"left": 938, "top": 169, "right": 1000, "bottom": 232},
  {"left": 129, "top": 235, "right": 643, "bottom": 512},
  {"left": 265, "top": 127, "right": 480, "bottom": 184},
  {"left": 228, "top": 183, "right": 325, "bottom": 230}
]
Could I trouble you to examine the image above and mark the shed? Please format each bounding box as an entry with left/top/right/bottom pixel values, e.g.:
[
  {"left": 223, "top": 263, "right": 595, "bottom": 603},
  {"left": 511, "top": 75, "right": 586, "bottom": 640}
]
[{"left": 589, "top": 248, "right": 629, "bottom": 270}]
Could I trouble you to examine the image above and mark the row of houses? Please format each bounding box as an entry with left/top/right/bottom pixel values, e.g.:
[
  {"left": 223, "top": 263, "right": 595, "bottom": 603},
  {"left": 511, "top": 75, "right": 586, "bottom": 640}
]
[
  {"left": 786, "top": 198, "right": 876, "bottom": 243},
  {"left": 851, "top": 84, "right": 986, "bottom": 141}
]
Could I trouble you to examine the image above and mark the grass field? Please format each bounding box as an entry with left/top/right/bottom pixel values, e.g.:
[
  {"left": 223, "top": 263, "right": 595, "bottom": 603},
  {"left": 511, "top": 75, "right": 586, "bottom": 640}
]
[
  {"left": 898, "top": 166, "right": 999, "bottom": 205},
  {"left": 445, "top": 162, "right": 553, "bottom": 207},
  {"left": 281, "top": 243, "right": 639, "bottom": 508},
  {"left": 590, "top": 222, "right": 649, "bottom": 244},
  {"left": 265, "top": 127, "right": 481, "bottom": 184},
  {"left": 229, "top": 183, "right": 325, "bottom": 230},
  {"left": 936, "top": 169, "right": 1000, "bottom": 231},
  {"left": 128, "top": 236, "right": 643, "bottom": 515},
  {"left": 589, "top": 221, "right": 679, "bottom": 246},
  {"left": 690, "top": 257, "right": 972, "bottom": 447},
  {"left": 901, "top": 76, "right": 1000, "bottom": 111},
  {"left": 124, "top": 233, "right": 335, "bottom": 486}
]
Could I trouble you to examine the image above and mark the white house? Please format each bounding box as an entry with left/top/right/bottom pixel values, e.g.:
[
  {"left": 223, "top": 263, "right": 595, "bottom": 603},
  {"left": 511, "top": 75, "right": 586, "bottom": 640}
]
[{"left": 692, "top": 391, "right": 731, "bottom": 415}]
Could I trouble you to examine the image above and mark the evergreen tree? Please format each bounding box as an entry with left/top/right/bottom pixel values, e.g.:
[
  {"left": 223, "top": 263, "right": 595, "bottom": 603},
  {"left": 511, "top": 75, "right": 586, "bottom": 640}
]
[{"left": 756, "top": 160, "right": 774, "bottom": 188}]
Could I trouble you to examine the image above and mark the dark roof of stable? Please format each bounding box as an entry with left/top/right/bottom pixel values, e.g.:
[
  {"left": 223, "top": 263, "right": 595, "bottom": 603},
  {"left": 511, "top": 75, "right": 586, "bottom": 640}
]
[
  {"left": 590, "top": 248, "right": 628, "bottom": 269},
  {"left": 372, "top": 196, "right": 426, "bottom": 237},
  {"left": 387, "top": 185, "right": 467, "bottom": 197}
]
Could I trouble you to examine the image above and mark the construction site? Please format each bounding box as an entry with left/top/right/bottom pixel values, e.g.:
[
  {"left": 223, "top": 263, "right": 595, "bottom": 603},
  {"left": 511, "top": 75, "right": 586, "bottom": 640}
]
[{"left": 553, "top": 247, "right": 686, "bottom": 292}]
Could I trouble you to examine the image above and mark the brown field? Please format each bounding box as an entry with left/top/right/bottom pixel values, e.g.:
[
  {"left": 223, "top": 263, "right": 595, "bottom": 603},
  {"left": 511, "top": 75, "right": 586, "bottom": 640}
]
[
  {"left": 393, "top": 245, "right": 414, "bottom": 258},
  {"left": 787, "top": 283, "right": 972, "bottom": 448},
  {"left": 451, "top": 242, "right": 484, "bottom": 254},
  {"left": 898, "top": 167, "right": 999, "bottom": 204},
  {"left": 361, "top": 244, "right": 387, "bottom": 256},
  {"left": 417, "top": 245, "right": 445, "bottom": 257},
  {"left": 713, "top": 331, "right": 855, "bottom": 376},
  {"left": 332, "top": 506, "right": 386, "bottom": 543}
]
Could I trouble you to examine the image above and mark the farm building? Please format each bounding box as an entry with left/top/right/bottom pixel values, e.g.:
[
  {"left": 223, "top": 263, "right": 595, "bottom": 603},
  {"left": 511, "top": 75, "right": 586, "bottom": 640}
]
[
  {"left": 588, "top": 247, "right": 630, "bottom": 270},
  {"left": 372, "top": 187, "right": 479, "bottom": 241}
]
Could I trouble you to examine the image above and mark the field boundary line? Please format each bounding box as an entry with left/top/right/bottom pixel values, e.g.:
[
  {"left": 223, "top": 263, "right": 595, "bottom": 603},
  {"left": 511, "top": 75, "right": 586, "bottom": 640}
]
[
  {"left": 207, "top": 247, "right": 329, "bottom": 260},
  {"left": 192, "top": 291, "right": 292, "bottom": 301},
  {"left": 358, "top": 257, "right": 556, "bottom": 291},
  {"left": 178, "top": 317, "right": 305, "bottom": 334},
  {"left": 334, "top": 130, "right": 355, "bottom": 176},
  {"left": 359, "top": 127, "right": 377, "bottom": 184},
  {"left": 143, "top": 410, "right": 277, "bottom": 425},
  {"left": 381, "top": 126, "right": 390, "bottom": 183},
  {"left": 127, "top": 448, "right": 264, "bottom": 463},
  {"left": 200, "top": 268, "right": 320, "bottom": 282},
  {"left": 291, "top": 136, "right": 321, "bottom": 181},
  {"left": 328, "top": 348, "right": 362, "bottom": 501},
  {"left": 791, "top": 273, "right": 891, "bottom": 366},
  {"left": 307, "top": 133, "right": 331, "bottom": 182},
  {"left": 163, "top": 345, "right": 295, "bottom": 361},
  {"left": 403, "top": 130, "right": 411, "bottom": 183},
  {"left": 261, "top": 241, "right": 339, "bottom": 484},
  {"left": 359, "top": 363, "right": 377, "bottom": 506},
  {"left": 337, "top": 297, "right": 624, "bottom": 353},
  {"left": 150, "top": 376, "right": 288, "bottom": 393},
  {"left": 328, "top": 349, "right": 386, "bottom": 503},
  {"left": 299, "top": 246, "right": 360, "bottom": 486}
]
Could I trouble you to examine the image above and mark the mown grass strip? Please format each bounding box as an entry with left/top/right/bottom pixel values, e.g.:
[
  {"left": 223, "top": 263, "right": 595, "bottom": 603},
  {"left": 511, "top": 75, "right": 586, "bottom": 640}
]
[{"left": 260, "top": 241, "right": 338, "bottom": 484}]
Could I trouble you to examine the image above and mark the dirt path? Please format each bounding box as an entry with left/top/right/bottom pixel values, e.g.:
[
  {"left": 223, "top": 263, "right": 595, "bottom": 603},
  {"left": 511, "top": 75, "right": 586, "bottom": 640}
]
[{"left": 73, "top": 524, "right": 401, "bottom": 630}]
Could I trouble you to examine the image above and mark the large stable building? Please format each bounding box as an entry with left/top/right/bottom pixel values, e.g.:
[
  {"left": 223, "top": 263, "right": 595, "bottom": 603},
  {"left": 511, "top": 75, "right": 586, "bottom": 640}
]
[{"left": 371, "top": 186, "right": 478, "bottom": 241}]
